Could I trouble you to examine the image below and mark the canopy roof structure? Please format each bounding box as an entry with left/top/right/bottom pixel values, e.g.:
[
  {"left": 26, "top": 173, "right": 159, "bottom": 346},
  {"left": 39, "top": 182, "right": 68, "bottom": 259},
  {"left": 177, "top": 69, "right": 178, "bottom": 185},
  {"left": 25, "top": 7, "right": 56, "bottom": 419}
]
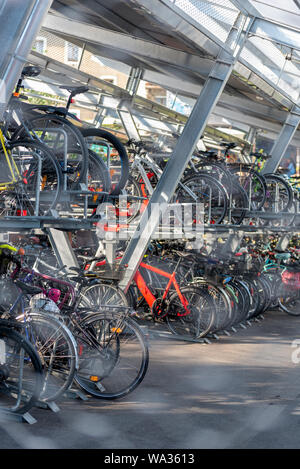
[{"left": 23, "top": 0, "right": 300, "bottom": 151}]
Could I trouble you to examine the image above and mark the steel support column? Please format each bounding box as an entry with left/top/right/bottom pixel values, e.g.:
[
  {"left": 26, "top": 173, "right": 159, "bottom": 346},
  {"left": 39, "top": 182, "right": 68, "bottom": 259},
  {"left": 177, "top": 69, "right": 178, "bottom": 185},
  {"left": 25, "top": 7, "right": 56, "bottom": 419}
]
[
  {"left": 262, "top": 107, "right": 300, "bottom": 174},
  {"left": 118, "top": 13, "right": 251, "bottom": 292},
  {"left": 0, "top": 0, "right": 52, "bottom": 119},
  {"left": 46, "top": 228, "right": 79, "bottom": 271}
]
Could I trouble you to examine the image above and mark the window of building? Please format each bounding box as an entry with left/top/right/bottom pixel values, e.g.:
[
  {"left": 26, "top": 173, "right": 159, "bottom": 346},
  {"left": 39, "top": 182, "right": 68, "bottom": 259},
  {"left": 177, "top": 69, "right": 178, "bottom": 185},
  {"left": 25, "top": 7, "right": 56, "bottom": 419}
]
[
  {"left": 66, "top": 42, "right": 80, "bottom": 63},
  {"left": 33, "top": 37, "right": 47, "bottom": 54},
  {"left": 155, "top": 95, "right": 167, "bottom": 106}
]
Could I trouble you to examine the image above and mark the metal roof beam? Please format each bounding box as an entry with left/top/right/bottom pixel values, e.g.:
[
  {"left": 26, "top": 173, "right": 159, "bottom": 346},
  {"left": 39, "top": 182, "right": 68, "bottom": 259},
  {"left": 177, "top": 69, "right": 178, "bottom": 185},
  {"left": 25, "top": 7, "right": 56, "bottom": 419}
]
[
  {"left": 142, "top": 68, "right": 288, "bottom": 122},
  {"left": 42, "top": 13, "right": 299, "bottom": 108},
  {"left": 27, "top": 50, "right": 290, "bottom": 129},
  {"left": 42, "top": 14, "right": 214, "bottom": 77}
]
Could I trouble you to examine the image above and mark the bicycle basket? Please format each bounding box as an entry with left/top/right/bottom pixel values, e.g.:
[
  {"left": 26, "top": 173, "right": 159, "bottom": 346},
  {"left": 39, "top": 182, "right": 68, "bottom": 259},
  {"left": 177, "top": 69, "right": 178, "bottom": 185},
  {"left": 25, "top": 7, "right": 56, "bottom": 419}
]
[
  {"left": 29, "top": 294, "right": 61, "bottom": 313},
  {"left": 281, "top": 270, "right": 300, "bottom": 289}
]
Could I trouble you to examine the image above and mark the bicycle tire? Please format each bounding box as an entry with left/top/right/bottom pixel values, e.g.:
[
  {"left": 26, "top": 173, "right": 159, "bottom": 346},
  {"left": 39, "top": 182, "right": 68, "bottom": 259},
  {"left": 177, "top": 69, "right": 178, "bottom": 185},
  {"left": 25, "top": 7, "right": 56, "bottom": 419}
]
[
  {"left": 193, "top": 279, "right": 233, "bottom": 333},
  {"left": 16, "top": 311, "right": 78, "bottom": 402},
  {"left": 229, "top": 166, "right": 267, "bottom": 211},
  {"left": 81, "top": 128, "right": 129, "bottom": 195},
  {"left": 166, "top": 285, "right": 216, "bottom": 339},
  {"left": 263, "top": 173, "right": 294, "bottom": 213},
  {"left": 227, "top": 180, "right": 249, "bottom": 225},
  {"left": 278, "top": 284, "right": 300, "bottom": 316},
  {"left": 225, "top": 281, "right": 247, "bottom": 325},
  {"left": 78, "top": 281, "right": 129, "bottom": 309},
  {"left": 0, "top": 325, "right": 43, "bottom": 414},
  {"left": 175, "top": 173, "right": 228, "bottom": 225},
  {"left": 0, "top": 139, "right": 62, "bottom": 216},
  {"left": 73, "top": 312, "right": 149, "bottom": 399},
  {"left": 14, "top": 113, "right": 89, "bottom": 187},
  {"left": 86, "top": 149, "right": 111, "bottom": 216}
]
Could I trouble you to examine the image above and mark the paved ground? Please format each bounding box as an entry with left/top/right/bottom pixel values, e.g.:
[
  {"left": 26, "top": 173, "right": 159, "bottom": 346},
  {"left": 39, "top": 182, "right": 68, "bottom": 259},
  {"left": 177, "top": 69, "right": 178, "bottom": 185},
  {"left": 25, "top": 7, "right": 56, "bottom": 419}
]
[{"left": 1, "top": 309, "right": 300, "bottom": 449}]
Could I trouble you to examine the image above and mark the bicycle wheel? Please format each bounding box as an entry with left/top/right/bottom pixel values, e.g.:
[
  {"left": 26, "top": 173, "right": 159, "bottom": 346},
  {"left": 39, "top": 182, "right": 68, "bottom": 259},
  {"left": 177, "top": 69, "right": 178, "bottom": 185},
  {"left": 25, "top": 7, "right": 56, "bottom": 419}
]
[
  {"left": 78, "top": 281, "right": 129, "bottom": 309},
  {"left": 261, "top": 271, "right": 282, "bottom": 309},
  {"left": 81, "top": 128, "right": 129, "bottom": 195},
  {"left": 263, "top": 174, "right": 293, "bottom": 213},
  {"left": 229, "top": 166, "right": 266, "bottom": 210},
  {"left": 278, "top": 284, "right": 300, "bottom": 316},
  {"left": 166, "top": 286, "right": 215, "bottom": 339},
  {"left": 73, "top": 312, "right": 149, "bottom": 399},
  {"left": 0, "top": 325, "right": 43, "bottom": 414},
  {"left": 15, "top": 114, "right": 89, "bottom": 187},
  {"left": 246, "top": 277, "right": 268, "bottom": 318},
  {"left": 0, "top": 140, "right": 62, "bottom": 216},
  {"left": 86, "top": 149, "right": 111, "bottom": 216},
  {"left": 16, "top": 311, "right": 78, "bottom": 402},
  {"left": 226, "top": 180, "right": 249, "bottom": 225},
  {"left": 123, "top": 174, "right": 147, "bottom": 223},
  {"left": 257, "top": 275, "right": 273, "bottom": 312},
  {"left": 241, "top": 278, "right": 261, "bottom": 319},
  {"left": 232, "top": 279, "right": 252, "bottom": 321},
  {"left": 194, "top": 279, "right": 233, "bottom": 333},
  {"left": 175, "top": 173, "right": 228, "bottom": 225}
]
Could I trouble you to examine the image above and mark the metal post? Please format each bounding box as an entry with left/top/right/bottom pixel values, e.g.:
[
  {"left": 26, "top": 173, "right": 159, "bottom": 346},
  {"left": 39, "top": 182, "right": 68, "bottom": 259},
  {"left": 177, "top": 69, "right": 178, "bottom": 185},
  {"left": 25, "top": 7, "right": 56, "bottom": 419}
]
[
  {"left": 118, "top": 13, "right": 251, "bottom": 292},
  {"left": 262, "top": 107, "right": 300, "bottom": 174},
  {"left": 46, "top": 228, "right": 79, "bottom": 271},
  {"left": 0, "top": 0, "right": 52, "bottom": 119}
]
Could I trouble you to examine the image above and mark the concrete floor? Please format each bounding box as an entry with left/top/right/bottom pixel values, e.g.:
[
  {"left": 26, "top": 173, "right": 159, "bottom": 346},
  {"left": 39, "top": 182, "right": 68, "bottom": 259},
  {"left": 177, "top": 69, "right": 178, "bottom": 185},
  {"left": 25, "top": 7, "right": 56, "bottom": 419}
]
[{"left": 1, "top": 309, "right": 300, "bottom": 449}]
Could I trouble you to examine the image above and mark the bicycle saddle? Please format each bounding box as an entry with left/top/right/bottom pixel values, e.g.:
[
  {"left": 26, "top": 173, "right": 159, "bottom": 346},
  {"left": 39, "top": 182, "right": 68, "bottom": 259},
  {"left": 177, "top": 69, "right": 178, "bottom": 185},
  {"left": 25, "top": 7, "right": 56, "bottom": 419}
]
[
  {"left": 199, "top": 150, "right": 218, "bottom": 158},
  {"left": 15, "top": 280, "right": 43, "bottom": 296},
  {"left": 68, "top": 267, "right": 82, "bottom": 273},
  {"left": 68, "top": 276, "right": 89, "bottom": 286},
  {"left": 59, "top": 85, "right": 89, "bottom": 96},
  {"left": 21, "top": 65, "right": 41, "bottom": 78}
]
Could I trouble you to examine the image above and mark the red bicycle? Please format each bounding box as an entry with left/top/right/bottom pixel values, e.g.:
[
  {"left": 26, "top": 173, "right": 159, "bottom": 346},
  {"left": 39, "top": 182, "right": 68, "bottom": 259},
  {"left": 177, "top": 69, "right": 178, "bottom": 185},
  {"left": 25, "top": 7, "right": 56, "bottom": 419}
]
[{"left": 86, "top": 253, "right": 216, "bottom": 339}]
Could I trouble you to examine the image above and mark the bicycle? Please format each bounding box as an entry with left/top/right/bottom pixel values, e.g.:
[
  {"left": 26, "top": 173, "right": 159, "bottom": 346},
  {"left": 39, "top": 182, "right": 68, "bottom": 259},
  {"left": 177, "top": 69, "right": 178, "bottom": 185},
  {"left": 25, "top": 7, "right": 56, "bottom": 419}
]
[
  {"left": 8, "top": 65, "right": 89, "bottom": 188},
  {"left": 0, "top": 121, "right": 62, "bottom": 216},
  {"left": 15, "top": 255, "right": 149, "bottom": 400},
  {"left": 0, "top": 319, "right": 43, "bottom": 415},
  {"left": 0, "top": 249, "right": 78, "bottom": 403},
  {"left": 125, "top": 139, "right": 229, "bottom": 225}
]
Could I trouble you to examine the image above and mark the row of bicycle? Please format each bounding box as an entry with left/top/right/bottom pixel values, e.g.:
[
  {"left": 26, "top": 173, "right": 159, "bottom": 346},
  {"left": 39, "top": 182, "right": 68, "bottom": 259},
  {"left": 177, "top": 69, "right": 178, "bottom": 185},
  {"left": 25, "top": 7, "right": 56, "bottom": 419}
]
[
  {"left": 0, "top": 64, "right": 129, "bottom": 218},
  {"left": 2, "top": 63, "right": 300, "bottom": 226},
  {"left": 0, "top": 232, "right": 299, "bottom": 418},
  {"left": 0, "top": 243, "right": 149, "bottom": 418},
  {"left": 76, "top": 235, "right": 300, "bottom": 338},
  {"left": 123, "top": 139, "right": 300, "bottom": 227}
]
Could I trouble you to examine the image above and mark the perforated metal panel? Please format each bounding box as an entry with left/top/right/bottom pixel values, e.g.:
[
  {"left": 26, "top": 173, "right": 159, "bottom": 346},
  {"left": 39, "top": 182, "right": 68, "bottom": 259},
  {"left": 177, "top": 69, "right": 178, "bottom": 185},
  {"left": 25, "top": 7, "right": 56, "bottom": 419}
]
[{"left": 167, "top": 0, "right": 239, "bottom": 42}]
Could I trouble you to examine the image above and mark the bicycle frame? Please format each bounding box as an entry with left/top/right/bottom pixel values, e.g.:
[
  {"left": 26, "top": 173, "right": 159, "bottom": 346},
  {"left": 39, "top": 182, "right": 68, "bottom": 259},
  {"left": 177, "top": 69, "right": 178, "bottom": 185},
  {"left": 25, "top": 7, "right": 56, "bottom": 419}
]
[
  {"left": 85, "top": 253, "right": 191, "bottom": 318},
  {"left": 132, "top": 150, "right": 203, "bottom": 202},
  {"left": 0, "top": 128, "right": 21, "bottom": 189},
  {"left": 134, "top": 261, "right": 191, "bottom": 317}
]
